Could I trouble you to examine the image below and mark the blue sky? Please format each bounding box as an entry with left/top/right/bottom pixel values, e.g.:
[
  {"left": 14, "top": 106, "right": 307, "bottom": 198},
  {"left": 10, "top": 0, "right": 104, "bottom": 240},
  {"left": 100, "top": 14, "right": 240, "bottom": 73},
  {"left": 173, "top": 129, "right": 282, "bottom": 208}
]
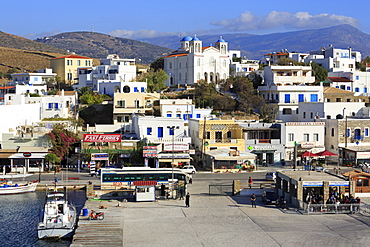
[{"left": 2, "top": 0, "right": 370, "bottom": 40}]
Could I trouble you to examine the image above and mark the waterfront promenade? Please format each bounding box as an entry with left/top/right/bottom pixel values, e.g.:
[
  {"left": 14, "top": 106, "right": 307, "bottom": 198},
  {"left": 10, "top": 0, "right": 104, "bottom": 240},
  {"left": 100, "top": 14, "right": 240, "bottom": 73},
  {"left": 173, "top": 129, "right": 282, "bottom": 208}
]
[{"left": 66, "top": 171, "right": 370, "bottom": 247}]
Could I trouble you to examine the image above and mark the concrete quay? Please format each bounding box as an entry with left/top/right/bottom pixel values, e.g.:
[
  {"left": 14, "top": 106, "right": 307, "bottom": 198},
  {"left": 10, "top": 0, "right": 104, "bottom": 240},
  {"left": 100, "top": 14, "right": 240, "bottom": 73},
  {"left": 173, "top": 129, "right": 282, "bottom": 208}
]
[{"left": 69, "top": 174, "right": 370, "bottom": 247}]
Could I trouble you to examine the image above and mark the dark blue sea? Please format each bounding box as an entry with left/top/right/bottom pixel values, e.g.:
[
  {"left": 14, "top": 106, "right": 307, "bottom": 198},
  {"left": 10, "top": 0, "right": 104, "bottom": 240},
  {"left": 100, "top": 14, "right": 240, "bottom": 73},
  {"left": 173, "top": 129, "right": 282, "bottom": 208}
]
[{"left": 0, "top": 190, "right": 86, "bottom": 247}]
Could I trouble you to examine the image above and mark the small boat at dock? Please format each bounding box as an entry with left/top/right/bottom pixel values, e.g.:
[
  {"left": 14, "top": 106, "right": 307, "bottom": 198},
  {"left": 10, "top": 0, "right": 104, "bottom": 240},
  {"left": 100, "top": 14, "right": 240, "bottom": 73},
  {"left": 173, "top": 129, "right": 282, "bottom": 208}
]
[
  {"left": 0, "top": 174, "right": 38, "bottom": 195},
  {"left": 37, "top": 186, "right": 77, "bottom": 239}
]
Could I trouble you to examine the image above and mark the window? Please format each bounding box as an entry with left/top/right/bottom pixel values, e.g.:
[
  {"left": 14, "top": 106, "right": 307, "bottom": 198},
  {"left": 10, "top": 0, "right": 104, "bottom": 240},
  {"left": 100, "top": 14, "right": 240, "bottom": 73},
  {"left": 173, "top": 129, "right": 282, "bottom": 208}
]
[
  {"left": 346, "top": 86, "right": 351, "bottom": 91},
  {"left": 183, "top": 114, "right": 187, "bottom": 120},
  {"left": 288, "top": 133, "right": 294, "bottom": 141},
  {"left": 365, "top": 128, "right": 369, "bottom": 137},
  {"left": 67, "top": 73, "right": 72, "bottom": 80},
  {"left": 205, "top": 131, "right": 210, "bottom": 139},
  {"left": 227, "top": 131, "right": 232, "bottom": 139},
  {"left": 282, "top": 108, "right": 292, "bottom": 115},
  {"left": 365, "top": 88, "right": 368, "bottom": 93},
  {"left": 77, "top": 60, "right": 81, "bottom": 66},
  {"left": 298, "top": 94, "right": 304, "bottom": 102},
  {"left": 349, "top": 64, "right": 354, "bottom": 68},
  {"left": 167, "top": 114, "right": 172, "bottom": 117},
  {"left": 176, "top": 114, "right": 181, "bottom": 118},
  {"left": 158, "top": 127, "right": 163, "bottom": 138},
  {"left": 179, "top": 73, "right": 182, "bottom": 81},
  {"left": 117, "top": 100, "right": 125, "bottom": 108},
  {"left": 355, "top": 87, "right": 360, "bottom": 92},
  {"left": 303, "top": 134, "right": 309, "bottom": 141},
  {"left": 134, "top": 87, "right": 138, "bottom": 92},
  {"left": 296, "top": 109, "right": 299, "bottom": 114},
  {"left": 141, "top": 87, "right": 145, "bottom": 92},
  {"left": 124, "top": 116, "right": 130, "bottom": 122},
  {"left": 310, "top": 94, "right": 318, "bottom": 102},
  {"left": 346, "top": 128, "right": 351, "bottom": 137},
  {"left": 117, "top": 116, "right": 122, "bottom": 122},
  {"left": 313, "top": 133, "right": 319, "bottom": 141},
  {"left": 303, "top": 112, "right": 306, "bottom": 118},
  {"left": 196, "top": 114, "right": 201, "bottom": 118},
  {"left": 284, "top": 94, "right": 290, "bottom": 103},
  {"left": 147, "top": 128, "right": 152, "bottom": 135},
  {"left": 331, "top": 128, "right": 335, "bottom": 136},
  {"left": 310, "top": 112, "right": 314, "bottom": 118}
]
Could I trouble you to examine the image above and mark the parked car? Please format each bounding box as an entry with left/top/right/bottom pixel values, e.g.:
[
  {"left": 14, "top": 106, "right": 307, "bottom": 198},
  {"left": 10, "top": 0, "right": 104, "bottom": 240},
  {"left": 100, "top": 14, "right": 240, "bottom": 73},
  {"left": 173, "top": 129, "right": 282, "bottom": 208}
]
[
  {"left": 265, "top": 172, "right": 276, "bottom": 181},
  {"left": 262, "top": 191, "right": 279, "bottom": 205},
  {"left": 182, "top": 165, "right": 196, "bottom": 174}
]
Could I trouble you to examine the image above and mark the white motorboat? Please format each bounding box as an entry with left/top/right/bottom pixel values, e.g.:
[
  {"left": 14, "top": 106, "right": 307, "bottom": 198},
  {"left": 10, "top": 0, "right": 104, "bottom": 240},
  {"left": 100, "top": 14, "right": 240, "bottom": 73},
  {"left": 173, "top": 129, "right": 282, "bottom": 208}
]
[
  {"left": 37, "top": 187, "right": 77, "bottom": 239},
  {"left": 0, "top": 174, "right": 38, "bottom": 195}
]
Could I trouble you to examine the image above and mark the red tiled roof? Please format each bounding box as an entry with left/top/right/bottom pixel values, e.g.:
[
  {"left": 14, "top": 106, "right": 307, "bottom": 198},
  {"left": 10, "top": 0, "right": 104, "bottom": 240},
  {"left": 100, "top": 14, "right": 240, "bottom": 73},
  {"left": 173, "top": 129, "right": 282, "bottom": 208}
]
[
  {"left": 164, "top": 53, "right": 187, "bottom": 58},
  {"left": 264, "top": 52, "right": 289, "bottom": 56},
  {"left": 327, "top": 77, "right": 352, "bottom": 82},
  {"left": 51, "top": 54, "right": 92, "bottom": 60},
  {"left": 202, "top": 46, "right": 211, "bottom": 50},
  {"left": 0, "top": 86, "right": 15, "bottom": 89}
]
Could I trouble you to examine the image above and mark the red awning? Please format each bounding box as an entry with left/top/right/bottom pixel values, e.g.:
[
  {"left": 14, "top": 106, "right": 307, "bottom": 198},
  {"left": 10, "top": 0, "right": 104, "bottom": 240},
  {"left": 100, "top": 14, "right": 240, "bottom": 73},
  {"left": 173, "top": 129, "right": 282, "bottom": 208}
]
[
  {"left": 301, "top": 151, "right": 319, "bottom": 157},
  {"left": 315, "top": 150, "right": 338, "bottom": 157},
  {"left": 133, "top": 181, "right": 157, "bottom": 186}
]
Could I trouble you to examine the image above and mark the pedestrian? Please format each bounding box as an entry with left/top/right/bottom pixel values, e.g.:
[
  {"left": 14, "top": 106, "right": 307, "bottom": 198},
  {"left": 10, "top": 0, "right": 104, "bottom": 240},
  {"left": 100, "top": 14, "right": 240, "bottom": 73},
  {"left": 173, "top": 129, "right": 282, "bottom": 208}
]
[
  {"left": 179, "top": 187, "right": 184, "bottom": 200},
  {"left": 189, "top": 174, "right": 193, "bottom": 184},
  {"left": 248, "top": 176, "right": 253, "bottom": 189},
  {"left": 185, "top": 192, "right": 190, "bottom": 207},
  {"left": 250, "top": 193, "right": 257, "bottom": 208}
]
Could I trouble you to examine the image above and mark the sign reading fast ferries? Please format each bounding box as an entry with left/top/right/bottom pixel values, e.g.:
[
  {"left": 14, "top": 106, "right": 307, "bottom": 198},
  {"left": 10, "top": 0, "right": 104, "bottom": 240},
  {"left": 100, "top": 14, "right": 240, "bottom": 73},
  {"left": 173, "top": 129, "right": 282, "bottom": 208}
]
[{"left": 83, "top": 134, "right": 122, "bottom": 142}]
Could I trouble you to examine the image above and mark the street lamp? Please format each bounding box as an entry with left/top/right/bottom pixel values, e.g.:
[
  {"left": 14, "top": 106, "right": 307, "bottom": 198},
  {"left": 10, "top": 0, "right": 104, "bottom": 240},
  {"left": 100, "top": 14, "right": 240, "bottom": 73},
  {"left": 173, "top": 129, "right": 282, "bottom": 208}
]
[{"left": 167, "top": 125, "right": 179, "bottom": 198}]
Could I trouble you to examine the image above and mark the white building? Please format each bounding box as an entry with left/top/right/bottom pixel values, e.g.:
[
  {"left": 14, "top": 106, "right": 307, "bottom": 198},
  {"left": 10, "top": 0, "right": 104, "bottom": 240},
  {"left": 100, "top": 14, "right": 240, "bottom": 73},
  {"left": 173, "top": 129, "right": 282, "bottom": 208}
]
[
  {"left": 261, "top": 51, "right": 310, "bottom": 65},
  {"left": 74, "top": 54, "right": 137, "bottom": 92},
  {"left": 305, "top": 45, "right": 361, "bottom": 73},
  {"left": 10, "top": 68, "right": 56, "bottom": 86},
  {"left": 160, "top": 99, "right": 212, "bottom": 122},
  {"left": 328, "top": 71, "right": 370, "bottom": 96},
  {"left": 258, "top": 65, "right": 323, "bottom": 122},
  {"left": 280, "top": 122, "right": 325, "bottom": 162},
  {"left": 164, "top": 36, "right": 230, "bottom": 86},
  {"left": 4, "top": 90, "right": 77, "bottom": 119}
]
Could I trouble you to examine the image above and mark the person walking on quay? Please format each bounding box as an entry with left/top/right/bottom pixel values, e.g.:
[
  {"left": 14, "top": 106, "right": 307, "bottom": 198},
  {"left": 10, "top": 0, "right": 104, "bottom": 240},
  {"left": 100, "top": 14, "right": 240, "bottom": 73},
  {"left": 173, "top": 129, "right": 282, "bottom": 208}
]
[
  {"left": 250, "top": 193, "right": 257, "bottom": 208},
  {"left": 179, "top": 187, "right": 184, "bottom": 200},
  {"left": 248, "top": 176, "right": 253, "bottom": 189},
  {"left": 185, "top": 192, "right": 190, "bottom": 207},
  {"left": 189, "top": 174, "right": 193, "bottom": 184}
]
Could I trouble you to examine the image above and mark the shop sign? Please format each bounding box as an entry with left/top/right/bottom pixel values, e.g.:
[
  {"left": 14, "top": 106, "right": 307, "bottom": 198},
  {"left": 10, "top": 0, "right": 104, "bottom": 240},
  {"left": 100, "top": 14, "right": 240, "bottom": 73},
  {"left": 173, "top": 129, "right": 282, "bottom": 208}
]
[
  {"left": 164, "top": 143, "right": 189, "bottom": 152},
  {"left": 83, "top": 134, "right": 121, "bottom": 142},
  {"left": 23, "top": 152, "right": 32, "bottom": 157},
  {"left": 329, "top": 181, "right": 349, "bottom": 186},
  {"left": 91, "top": 153, "right": 109, "bottom": 160},
  {"left": 302, "top": 181, "right": 323, "bottom": 187},
  {"left": 300, "top": 142, "right": 315, "bottom": 148},
  {"left": 286, "top": 122, "right": 325, "bottom": 126}
]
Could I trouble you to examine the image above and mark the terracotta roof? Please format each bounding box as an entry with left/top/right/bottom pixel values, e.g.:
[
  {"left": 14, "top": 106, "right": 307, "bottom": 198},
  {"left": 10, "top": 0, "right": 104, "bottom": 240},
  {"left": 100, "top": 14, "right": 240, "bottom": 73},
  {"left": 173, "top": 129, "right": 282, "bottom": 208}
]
[
  {"left": 51, "top": 54, "right": 92, "bottom": 60},
  {"left": 342, "top": 170, "right": 370, "bottom": 178},
  {"left": 324, "top": 87, "right": 354, "bottom": 94},
  {"left": 202, "top": 46, "right": 211, "bottom": 50},
  {"left": 164, "top": 53, "right": 187, "bottom": 58},
  {"left": 57, "top": 91, "right": 76, "bottom": 96},
  {"left": 327, "top": 77, "right": 352, "bottom": 82},
  {"left": 264, "top": 52, "right": 289, "bottom": 56}
]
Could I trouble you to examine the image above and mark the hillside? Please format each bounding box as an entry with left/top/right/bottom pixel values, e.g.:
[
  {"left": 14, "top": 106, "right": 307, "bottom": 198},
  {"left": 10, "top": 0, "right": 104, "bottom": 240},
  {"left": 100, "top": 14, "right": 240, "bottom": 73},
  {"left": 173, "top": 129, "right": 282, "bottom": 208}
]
[
  {"left": 0, "top": 31, "right": 66, "bottom": 54},
  {"left": 36, "top": 32, "right": 173, "bottom": 64},
  {"left": 140, "top": 25, "right": 370, "bottom": 59}
]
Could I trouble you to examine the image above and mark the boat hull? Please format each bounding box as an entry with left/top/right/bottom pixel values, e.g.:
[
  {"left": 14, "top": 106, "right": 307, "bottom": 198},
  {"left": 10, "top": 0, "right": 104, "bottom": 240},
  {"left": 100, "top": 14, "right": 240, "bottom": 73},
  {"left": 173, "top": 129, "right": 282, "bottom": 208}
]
[
  {"left": 37, "top": 227, "right": 75, "bottom": 239},
  {"left": 0, "top": 182, "right": 38, "bottom": 195}
]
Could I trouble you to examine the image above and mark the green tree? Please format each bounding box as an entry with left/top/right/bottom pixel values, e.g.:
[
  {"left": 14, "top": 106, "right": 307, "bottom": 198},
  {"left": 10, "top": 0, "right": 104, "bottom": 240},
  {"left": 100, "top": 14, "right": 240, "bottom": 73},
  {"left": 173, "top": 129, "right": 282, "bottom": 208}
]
[
  {"left": 46, "top": 124, "right": 79, "bottom": 161},
  {"left": 144, "top": 69, "right": 168, "bottom": 93},
  {"left": 44, "top": 153, "right": 61, "bottom": 172},
  {"left": 277, "top": 58, "right": 306, "bottom": 66},
  {"left": 311, "top": 62, "right": 328, "bottom": 82},
  {"left": 150, "top": 57, "right": 164, "bottom": 71},
  {"left": 79, "top": 92, "right": 110, "bottom": 105}
]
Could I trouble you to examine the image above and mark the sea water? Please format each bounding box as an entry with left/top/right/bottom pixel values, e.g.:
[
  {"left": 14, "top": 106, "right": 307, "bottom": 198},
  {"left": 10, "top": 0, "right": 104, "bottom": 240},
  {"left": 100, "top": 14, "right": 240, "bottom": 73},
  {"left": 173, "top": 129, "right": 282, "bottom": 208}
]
[{"left": 0, "top": 190, "right": 86, "bottom": 247}]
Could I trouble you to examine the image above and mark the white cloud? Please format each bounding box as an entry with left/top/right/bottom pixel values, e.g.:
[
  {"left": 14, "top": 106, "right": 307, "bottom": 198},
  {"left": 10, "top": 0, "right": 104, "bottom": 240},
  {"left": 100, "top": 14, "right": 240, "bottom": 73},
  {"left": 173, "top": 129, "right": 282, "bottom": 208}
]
[
  {"left": 211, "top": 11, "right": 359, "bottom": 31},
  {"left": 23, "top": 30, "right": 62, "bottom": 40},
  {"left": 108, "top": 28, "right": 212, "bottom": 40}
]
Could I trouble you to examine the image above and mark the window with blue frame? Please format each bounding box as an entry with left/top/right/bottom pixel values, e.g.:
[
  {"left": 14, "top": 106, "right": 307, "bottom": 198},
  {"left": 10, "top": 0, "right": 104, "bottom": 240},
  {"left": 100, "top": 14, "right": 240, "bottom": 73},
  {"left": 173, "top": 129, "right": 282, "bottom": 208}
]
[
  {"left": 189, "top": 114, "right": 193, "bottom": 118},
  {"left": 134, "top": 87, "right": 138, "bottom": 92},
  {"left": 176, "top": 114, "right": 181, "bottom": 118},
  {"left": 48, "top": 103, "right": 53, "bottom": 109},
  {"left": 365, "top": 128, "right": 369, "bottom": 137},
  {"left": 141, "top": 87, "right": 145, "bottom": 92},
  {"left": 346, "top": 128, "right": 350, "bottom": 137},
  {"left": 356, "top": 76, "right": 359, "bottom": 80},
  {"left": 336, "top": 86, "right": 339, "bottom": 88},
  {"left": 196, "top": 114, "right": 201, "bottom": 118},
  {"left": 169, "top": 127, "right": 174, "bottom": 135},
  {"left": 183, "top": 114, "right": 187, "bottom": 120},
  {"left": 284, "top": 94, "right": 290, "bottom": 103},
  {"left": 167, "top": 114, "right": 172, "bottom": 117},
  {"left": 355, "top": 87, "right": 360, "bottom": 92},
  {"left": 310, "top": 94, "right": 318, "bottom": 102},
  {"left": 147, "top": 127, "right": 152, "bottom": 135},
  {"left": 298, "top": 94, "right": 304, "bottom": 102},
  {"left": 346, "top": 86, "right": 351, "bottom": 91},
  {"left": 157, "top": 127, "right": 163, "bottom": 138},
  {"left": 365, "top": 88, "right": 368, "bottom": 93}
]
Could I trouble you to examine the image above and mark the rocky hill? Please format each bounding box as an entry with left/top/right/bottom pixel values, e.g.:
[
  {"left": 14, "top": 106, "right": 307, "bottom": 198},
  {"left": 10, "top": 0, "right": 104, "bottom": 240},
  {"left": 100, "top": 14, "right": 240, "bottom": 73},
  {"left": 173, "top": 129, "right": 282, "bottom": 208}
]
[
  {"left": 36, "top": 31, "right": 173, "bottom": 64},
  {"left": 140, "top": 25, "right": 370, "bottom": 59}
]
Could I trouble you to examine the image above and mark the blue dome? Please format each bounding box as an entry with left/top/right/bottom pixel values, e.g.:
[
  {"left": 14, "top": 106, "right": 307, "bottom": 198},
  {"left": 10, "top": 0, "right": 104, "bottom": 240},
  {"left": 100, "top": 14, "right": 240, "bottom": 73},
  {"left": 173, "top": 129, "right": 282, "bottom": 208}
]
[
  {"left": 181, "top": 36, "right": 193, "bottom": 41},
  {"left": 192, "top": 37, "right": 200, "bottom": 41},
  {"left": 217, "top": 38, "right": 226, "bottom": 42}
]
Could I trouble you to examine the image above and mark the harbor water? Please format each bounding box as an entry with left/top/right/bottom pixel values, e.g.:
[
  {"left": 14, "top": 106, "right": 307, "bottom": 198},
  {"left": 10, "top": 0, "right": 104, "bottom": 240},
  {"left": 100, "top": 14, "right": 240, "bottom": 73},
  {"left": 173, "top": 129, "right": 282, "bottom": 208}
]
[{"left": 0, "top": 190, "right": 86, "bottom": 247}]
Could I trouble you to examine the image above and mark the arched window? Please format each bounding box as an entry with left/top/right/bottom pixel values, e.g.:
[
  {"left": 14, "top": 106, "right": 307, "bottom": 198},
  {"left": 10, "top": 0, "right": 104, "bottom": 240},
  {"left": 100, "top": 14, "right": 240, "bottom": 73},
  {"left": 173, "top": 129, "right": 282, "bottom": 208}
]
[
  {"left": 223, "top": 60, "right": 227, "bottom": 67},
  {"left": 179, "top": 73, "right": 182, "bottom": 81},
  {"left": 169, "top": 62, "right": 172, "bottom": 69},
  {"left": 123, "top": 86, "right": 130, "bottom": 93},
  {"left": 197, "top": 58, "right": 201, "bottom": 66}
]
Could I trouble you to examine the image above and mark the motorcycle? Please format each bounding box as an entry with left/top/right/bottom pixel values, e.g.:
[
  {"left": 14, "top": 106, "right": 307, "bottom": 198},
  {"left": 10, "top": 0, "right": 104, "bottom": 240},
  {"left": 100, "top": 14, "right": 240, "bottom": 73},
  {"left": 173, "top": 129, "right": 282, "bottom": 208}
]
[{"left": 88, "top": 210, "right": 105, "bottom": 220}]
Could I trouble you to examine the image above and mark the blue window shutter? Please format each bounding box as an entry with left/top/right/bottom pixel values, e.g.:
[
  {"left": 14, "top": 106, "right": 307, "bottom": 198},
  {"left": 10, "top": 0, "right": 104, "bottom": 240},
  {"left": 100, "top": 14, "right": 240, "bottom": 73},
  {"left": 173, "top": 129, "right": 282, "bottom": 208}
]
[
  {"left": 167, "top": 114, "right": 172, "bottom": 117},
  {"left": 158, "top": 127, "right": 163, "bottom": 138},
  {"left": 298, "top": 94, "right": 304, "bottom": 102},
  {"left": 141, "top": 87, "right": 145, "bottom": 92},
  {"left": 365, "top": 128, "right": 369, "bottom": 136},
  {"left": 346, "top": 86, "right": 351, "bottom": 91},
  {"left": 134, "top": 87, "right": 138, "bottom": 92},
  {"left": 189, "top": 114, "right": 193, "bottom": 118},
  {"left": 147, "top": 127, "right": 152, "bottom": 135},
  {"left": 310, "top": 94, "right": 318, "bottom": 102},
  {"left": 55, "top": 103, "right": 59, "bottom": 109},
  {"left": 183, "top": 114, "right": 187, "bottom": 120},
  {"left": 364, "top": 88, "right": 368, "bottom": 93},
  {"left": 284, "top": 94, "right": 290, "bottom": 103},
  {"left": 346, "top": 129, "right": 350, "bottom": 137},
  {"left": 48, "top": 103, "right": 53, "bottom": 109},
  {"left": 169, "top": 128, "right": 174, "bottom": 136},
  {"left": 196, "top": 114, "right": 201, "bottom": 118}
]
